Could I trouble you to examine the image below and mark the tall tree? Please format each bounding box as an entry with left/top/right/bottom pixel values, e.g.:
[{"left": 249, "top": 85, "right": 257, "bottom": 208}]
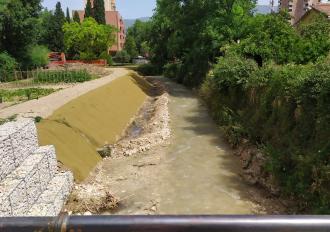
[
  {"left": 66, "top": 7, "right": 71, "bottom": 22},
  {"left": 124, "top": 35, "right": 138, "bottom": 58},
  {"left": 73, "top": 11, "right": 81, "bottom": 23},
  {"left": 93, "top": 0, "right": 106, "bottom": 24},
  {"left": 49, "top": 2, "right": 65, "bottom": 52},
  {"left": 0, "top": 0, "right": 42, "bottom": 66},
  {"left": 148, "top": 0, "right": 256, "bottom": 86},
  {"left": 84, "top": 0, "right": 93, "bottom": 19}
]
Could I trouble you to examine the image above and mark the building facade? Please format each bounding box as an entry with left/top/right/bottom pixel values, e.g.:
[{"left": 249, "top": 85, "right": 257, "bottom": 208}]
[
  {"left": 279, "top": 0, "right": 330, "bottom": 24},
  {"left": 77, "top": 0, "right": 125, "bottom": 53}
]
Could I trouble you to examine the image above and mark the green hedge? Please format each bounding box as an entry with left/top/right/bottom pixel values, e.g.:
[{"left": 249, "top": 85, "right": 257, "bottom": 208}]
[
  {"left": 34, "top": 70, "right": 92, "bottom": 83},
  {"left": 201, "top": 53, "right": 330, "bottom": 213}
]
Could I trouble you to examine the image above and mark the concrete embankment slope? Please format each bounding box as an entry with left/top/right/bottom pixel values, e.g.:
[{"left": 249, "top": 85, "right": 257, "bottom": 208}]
[{"left": 37, "top": 73, "right": 152, "bottom": 181}]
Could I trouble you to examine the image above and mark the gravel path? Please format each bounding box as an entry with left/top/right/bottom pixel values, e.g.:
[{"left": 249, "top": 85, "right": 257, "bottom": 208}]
[{"left": 0, "top": 68, "right": 129, "bottom": 119}]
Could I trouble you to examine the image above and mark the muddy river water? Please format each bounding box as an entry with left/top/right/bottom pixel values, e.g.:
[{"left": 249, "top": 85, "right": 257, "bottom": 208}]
[{"left": 102, "top": 78, "right": 262, "bottom": 215}]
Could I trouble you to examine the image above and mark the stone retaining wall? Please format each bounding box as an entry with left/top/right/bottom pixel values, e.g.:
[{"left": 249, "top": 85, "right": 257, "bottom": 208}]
[{"left": 0, "top": 119, "right": 73, "bottom": 216}]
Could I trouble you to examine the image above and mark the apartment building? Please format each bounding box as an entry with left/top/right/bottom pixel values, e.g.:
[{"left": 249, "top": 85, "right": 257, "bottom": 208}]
[
  {"left": 279, "top": 0, "right": 330, "bottom": 23},
  {"left": 76, "top": 0, "right": 126, "bottom": 53}
]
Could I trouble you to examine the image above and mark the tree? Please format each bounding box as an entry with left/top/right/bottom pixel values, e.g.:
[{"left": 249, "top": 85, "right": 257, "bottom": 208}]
[
  {"left": 73, "top": 11, "right": 81, "bottom": 23},
  {"left": 0, "top": 0, "right": 42, "bottom": 66},
  {"left": 48, "top": 2, "right": 66, "bottom": 52},
  {"left": 66, "top": 7, "right": 71, "bottom": 22},
  {"left": 84, "top": 0, "right": 93, "bottom": 19},
  {"left": 37, "top": 9, "right": 53, "bottom": 48},
  {"left": 297, "top": 15, "right": 330, "bottom": 64},
  {"left": 124, "top": 20, "right": 151, "bottom": 58},
  {"left": 238, "top": 13, "right": 300, "bottom": 65},
  {"left": 63, "top": 18, "right": 115, "bottom": 60},
  {"left": 124, "top": 35, "right": 138, "bottom": 59},
  {"left": 0, "top": 52, "right": 18, "bottom": 82},
  {"left": 93, "top": 0, "right": 106, "bottom": 24},
  {"left": 148, "top": 0, "right": 256, "bottom": 86}
]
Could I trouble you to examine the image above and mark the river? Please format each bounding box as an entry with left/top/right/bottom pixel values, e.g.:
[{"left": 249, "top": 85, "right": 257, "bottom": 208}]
[{"left": 101, "top": 77, "right": 263, "bottom": 215}]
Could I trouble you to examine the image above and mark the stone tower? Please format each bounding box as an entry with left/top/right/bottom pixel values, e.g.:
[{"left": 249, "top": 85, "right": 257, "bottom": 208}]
[{"left": 104, "top": 0, "right": 116, "bottom": 11}]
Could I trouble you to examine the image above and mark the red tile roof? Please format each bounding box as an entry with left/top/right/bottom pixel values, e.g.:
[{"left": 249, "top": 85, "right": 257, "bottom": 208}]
[{"left": 312, "top": 3, "right": 330, "bottom": 16}]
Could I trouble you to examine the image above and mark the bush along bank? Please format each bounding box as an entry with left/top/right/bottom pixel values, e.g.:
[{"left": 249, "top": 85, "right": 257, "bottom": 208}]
[{"left": 200, "top": 53, "right": 330, "bottom": 213}]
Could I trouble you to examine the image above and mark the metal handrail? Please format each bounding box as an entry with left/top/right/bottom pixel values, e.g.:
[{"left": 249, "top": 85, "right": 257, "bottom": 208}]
[{"left": 1, "top": 215, "right": 330, "bottom": 232}]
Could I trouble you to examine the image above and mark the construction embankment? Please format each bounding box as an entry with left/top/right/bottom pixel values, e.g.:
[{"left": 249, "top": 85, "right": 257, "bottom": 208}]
[{"left": 37, "top": 73, "right": 153, "bottom": 181}]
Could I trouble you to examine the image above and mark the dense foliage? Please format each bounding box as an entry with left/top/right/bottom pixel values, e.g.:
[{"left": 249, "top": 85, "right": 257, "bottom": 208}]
[
  {"left": 146, "top": 0, "right": 256, "bottom": 86},
  {"left": 85, "top": 0, "right": 93, "bottom": 18},
  {"left": 66, "top": 7, "right": 71, "bottom": 23},
  {"left": 93, "top": 0, "right": 106, "bottom": 24},
  {"left": 113, "top": 50, "right": 131, "bottom": 63},
  {"left": 124, "top": 20, "right": 151, "bottom": 59},
  {"left": 27, "top": 45, "right": 50, "bottom": 68},
  {"left": 200, "top": 54, "right": 330, "bottom": 213},
  {"left": 0, "top": 52, "right": 18, "bottom": 82},
  {"left": 50, "top": 2, "right": 66, "bottom": 52},
  {"left": 0, "top": 0, "right": 42, "bottom": 67},
  {"left": 63, "top": 18, "right": 115, "bottom": 60},
  {"left": 73, "top": 11, "right": 81, "bottom": 23}
]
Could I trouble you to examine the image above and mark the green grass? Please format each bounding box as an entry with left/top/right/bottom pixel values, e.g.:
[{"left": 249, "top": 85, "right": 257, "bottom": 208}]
[
  {"left": 33, "top": 70, "right": 92, "bottom": 83},
  {"left": 0, "top": 88, "right": 56, "bottom": 102}
]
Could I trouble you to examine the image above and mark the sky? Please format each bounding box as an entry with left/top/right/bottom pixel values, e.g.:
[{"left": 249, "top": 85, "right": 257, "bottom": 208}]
[{"left": 42, "top": 0, "right": 275, "bottom": 19}]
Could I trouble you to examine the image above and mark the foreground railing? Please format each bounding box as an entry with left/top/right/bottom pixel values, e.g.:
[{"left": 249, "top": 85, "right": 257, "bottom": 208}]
[{"left": 1, "top": 215, "right": 330, "bottom": 232}]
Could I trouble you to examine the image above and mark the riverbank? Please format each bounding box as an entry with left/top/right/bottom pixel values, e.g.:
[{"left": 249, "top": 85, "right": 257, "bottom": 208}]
[
  {"left": 37, "top": 73, "right": 152, "bottom": 181},
  {"left": 65, "top": 77, "right": 286, "bottom": 215},
  {"left": 65, "top": 77, "right": 171, "bottom": 214}
]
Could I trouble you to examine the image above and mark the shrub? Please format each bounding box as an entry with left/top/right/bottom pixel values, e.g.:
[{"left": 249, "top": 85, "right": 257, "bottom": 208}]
[
  {"left": 0, "top": 52, "right": 18, "bottom": 82},
  {"left": 163, "top": 62, "right": 182, "bottom": 79},
  {"left": 28, "top": 45, "right": 50, "bottom": 68},
  {"left": 201, "top": 54, "right": 330, "bottom": 213},
  {"left": 113, "top": 50, "right": 131, "bottom": 63},
  {"left": 136, "top": 63, "right": 162, "bottom": 76},
  {"left": 34, "top": 70, "right": 92, "bottom": 83},
  {"left": 99, "top": 52, "right": 113, "bottom": 66}
]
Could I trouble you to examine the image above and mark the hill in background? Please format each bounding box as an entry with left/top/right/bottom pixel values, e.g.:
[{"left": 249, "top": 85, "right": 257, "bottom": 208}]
[
  {"left": 123, "top": 6, "right": 278, "bottom": 29},
  {"left": 124, "top": 17, "right": 150, "bottom": 29}
]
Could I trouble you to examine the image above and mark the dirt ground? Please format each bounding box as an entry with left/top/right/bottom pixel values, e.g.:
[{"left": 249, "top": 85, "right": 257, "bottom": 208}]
[{"left": 65, "top": 77, "right": 171, "bottom": 215}]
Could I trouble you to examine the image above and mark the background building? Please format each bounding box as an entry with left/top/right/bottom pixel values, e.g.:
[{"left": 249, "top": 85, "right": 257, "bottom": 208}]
[
  {"left": 279, "top": 0, "right": 330, "bottom": 24},
  {"left": 76, "top": 0, "right": 125, "bottom": 53}
]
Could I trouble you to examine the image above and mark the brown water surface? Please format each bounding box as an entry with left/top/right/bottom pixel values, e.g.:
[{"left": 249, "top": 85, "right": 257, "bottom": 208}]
[{"left": 104, "top": 78, "right": 261, "bottom": 215}]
